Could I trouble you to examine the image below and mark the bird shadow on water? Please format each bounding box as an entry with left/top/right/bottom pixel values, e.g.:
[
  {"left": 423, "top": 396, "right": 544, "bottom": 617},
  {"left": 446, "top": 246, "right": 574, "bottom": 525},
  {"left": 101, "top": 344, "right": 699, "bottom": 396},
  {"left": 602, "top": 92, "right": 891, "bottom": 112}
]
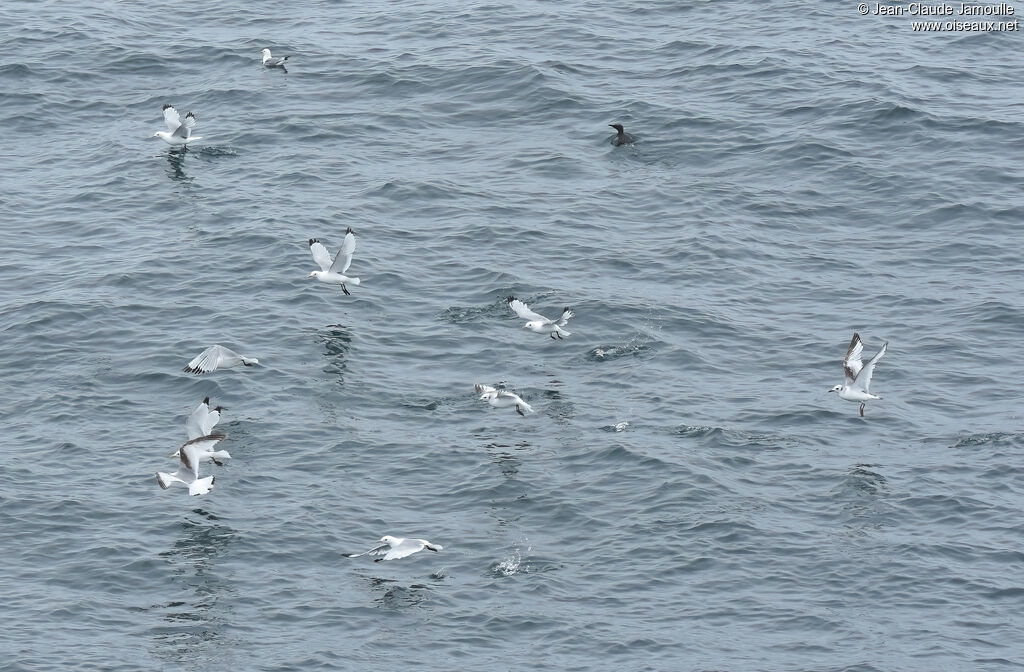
[
  {"left": 165, "top": 150, "right": 192, "bottom": 183},
  {"left": 314, "top": 324, "right": 353, "bottom": 379},
  {"left": 149, "top": 510, "right": 238, "bottom": 663},
  {"left": 366, "top": 570, "right": 447, "bottom": 610}
]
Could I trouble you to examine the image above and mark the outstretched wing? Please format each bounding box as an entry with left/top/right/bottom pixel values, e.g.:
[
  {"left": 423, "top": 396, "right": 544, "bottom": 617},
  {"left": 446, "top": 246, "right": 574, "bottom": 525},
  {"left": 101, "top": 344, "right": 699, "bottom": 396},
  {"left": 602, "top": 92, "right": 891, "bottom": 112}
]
[
  {"left": 344, "top": 542, "right": 390, "bottom": 558},
  {"left": 185, "top": 397, "right": 212, "bottom": 440},
  {"left": 507, "top": 297, "right": 548, "bottom": 322},
  {"left": 172, "top": 111, "right": 197, "bottom": 139},
  {"left": 843, "top": 333, "right": 865, "bottom": 382},
  {"left": 385, "top": 539, "right": 426, "bottom": 560},
  {"left": 179, "top": 434, "right": 226, "bottom": 478},
  {"left": 555, "top": 307, "right": 574, "bottom": 326},
  {"left": 183, "top": 345, "right": 238, "bottom": 374},
  {"left": 474, "top": 383, "right": 497, "bottom": 397},
  {"left": 309, "top": 239, "right": 333, "bottom": 272},
  {"left": 853, "top": 342, "right": 887, "bottom": 393},
  {"left": 330, "top": 228, "right": 356, "bottom": 274},
  {"left": 162, "top": 105, "right": 181, "bottom": 133}
]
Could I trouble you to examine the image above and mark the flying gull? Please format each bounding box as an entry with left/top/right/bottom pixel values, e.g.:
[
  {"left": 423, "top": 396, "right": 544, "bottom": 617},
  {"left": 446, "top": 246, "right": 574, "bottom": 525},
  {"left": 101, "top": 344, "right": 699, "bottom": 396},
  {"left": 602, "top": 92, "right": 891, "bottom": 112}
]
[
  {"left": 344, "top": 535, "right": 443, "bottom": 562},
  {"left": 507, "top": 297, "right": 573, "bottom": 339},
  {"left": 475, "top": 383, "right": 534, "bottom": 416},
  {"left": 608, "top": 123, "right": 634, "bottom": 146},
  {"left": 152, "top": 105, "right": 202, "bottom": 147},
  {"left": 183, "top": 345, "right": 259, "bottom": 374},
  {"left": 169, "top": 397, "right": 227, "bottom": 462},
  {"left": 156, "top": 434, "right": 226, "bottom": 496},
  {"left": 261, "top": 48, "right": 289, "bottom": 71},
  {"left": 829, "top": 332, "right": 888, "bottom": 417},
  {"left": 308, "top": 229, "right": 361, "bottom": 295}
]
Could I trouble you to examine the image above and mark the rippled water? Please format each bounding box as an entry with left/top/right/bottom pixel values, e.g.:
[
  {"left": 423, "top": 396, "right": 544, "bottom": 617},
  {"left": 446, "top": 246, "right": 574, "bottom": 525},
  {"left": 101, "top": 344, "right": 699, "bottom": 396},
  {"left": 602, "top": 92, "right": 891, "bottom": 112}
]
[{"left": 2, "top": 1, "right": 1024, "bottom": 670}]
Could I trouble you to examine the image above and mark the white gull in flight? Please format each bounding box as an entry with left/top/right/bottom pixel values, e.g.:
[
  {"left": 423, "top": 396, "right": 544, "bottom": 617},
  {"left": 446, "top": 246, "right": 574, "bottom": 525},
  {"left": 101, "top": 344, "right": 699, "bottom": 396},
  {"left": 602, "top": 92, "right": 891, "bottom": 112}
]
[
  {"left": 344, "top": 535, "right": 443, "bottom": 562},
  {"left": 507, "top": 296, "right": 573, "bottom": 339},
  {"left": 156, "top": 434, "right": 226, "bottom": 496},
  {"left": 170, "top": 398, "right": 227, "bottom": 462},
  {"left": 475, "top": 383, "right": 534, "bottom": 416},
  {"left": 152, "top": 105, "right": 201, "bottom": 147},
  {"left": 184, "top": 345, "right": 259, "bottom": 374},
  {"left": 308, "top": 229, "right": 361, "bottom": 295},
  {"left": 261, "top": 48, "right": 289, "bottom": 71},
  {"left": 829, "top": 332, "right": 888, "bottom": 417}
]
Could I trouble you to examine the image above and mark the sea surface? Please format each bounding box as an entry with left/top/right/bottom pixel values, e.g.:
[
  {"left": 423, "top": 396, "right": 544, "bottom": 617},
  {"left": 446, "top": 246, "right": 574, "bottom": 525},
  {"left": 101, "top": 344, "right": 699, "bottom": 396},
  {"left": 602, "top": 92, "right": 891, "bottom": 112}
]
[{"left": 1, "top": 1, "right": 1023, "bottom": 670}]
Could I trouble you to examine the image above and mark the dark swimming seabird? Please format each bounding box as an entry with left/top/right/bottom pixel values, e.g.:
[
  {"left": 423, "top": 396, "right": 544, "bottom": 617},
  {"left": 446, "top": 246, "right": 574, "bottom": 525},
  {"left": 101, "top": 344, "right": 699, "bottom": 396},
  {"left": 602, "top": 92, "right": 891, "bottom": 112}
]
[{"left": 608, "top": 123, "right": 634, "bottom": 146}]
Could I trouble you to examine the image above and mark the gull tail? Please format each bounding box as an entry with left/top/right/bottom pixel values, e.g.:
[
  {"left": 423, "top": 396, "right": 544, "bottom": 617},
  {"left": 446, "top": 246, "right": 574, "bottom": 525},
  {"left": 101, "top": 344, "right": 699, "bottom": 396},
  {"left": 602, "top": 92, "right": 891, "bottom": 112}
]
[
  {"left": 188, "top": 476, "right": 215, "bottom": 496},
  {"left": 349, "top": 277, "right": 361, "bottom": 286}
]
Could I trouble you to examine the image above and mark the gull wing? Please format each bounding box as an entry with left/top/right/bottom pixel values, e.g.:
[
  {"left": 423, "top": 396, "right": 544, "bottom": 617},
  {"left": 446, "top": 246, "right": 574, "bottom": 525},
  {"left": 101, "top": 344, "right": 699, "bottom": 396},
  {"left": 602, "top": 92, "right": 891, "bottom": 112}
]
[
  {"left": 554, "top": 307, "right": 574, "bottom": 326},
  {"left": 852, "top": 342, "right": 887, "bottom": 393},
  {"left": 344, "top": 542, "right": 391, "bottom": 558},
  {"left": 507, "top": 297, "right": 548, "bottom": 322},
  {"left": 185, "top": 397, "right": 212, "bottom": 440},
  {"left": 474, "top": 383, "right": 498, "bottom": 397},
  {"left": 309, "top": 239, "right": 333, "bottom": 272},
  {"left": 162, "top": 105, "right": 181, "bottom": 133},
  {"left": 172, "top": 111, "right": 197, "bottom": 139},
  {"left": 329, "top": 228, "right": 356, "bottom": 274},
  {"left": 179, "top": 434, "right": 226, "bottom": 478},
  {"left": 843, "top": 333, "right": 865, "bottom": 382},
  {"left": 184, "top": 345, "right": 237, "bottom": 374},
  {"left": 385, "top": 539, "right": 426, "bottom": 560}
]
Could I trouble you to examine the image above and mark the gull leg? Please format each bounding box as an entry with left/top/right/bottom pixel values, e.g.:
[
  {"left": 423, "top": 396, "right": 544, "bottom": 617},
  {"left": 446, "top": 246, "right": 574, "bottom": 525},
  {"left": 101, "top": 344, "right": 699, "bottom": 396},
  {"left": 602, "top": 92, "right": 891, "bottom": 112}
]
[
  {"left": 550, "top": 333, "right": 556, "bottom": 339},
  {"left": 516, "top": 406, "right": 525, "bottom": 417},
  {"left": 555, "top": 332, "right": 563, "bottom": 340},
  {"left": 213, "top": 459, "right": 224, "bottom": 467},
  {"left": 859, "top": 403, "right": 865, "bottom": 417},
  {"left": 374, "top": 558, "right": 383, "bottom": 563},
  {"left": 341, "top": 284, "right": 351, "bottom": 296}
]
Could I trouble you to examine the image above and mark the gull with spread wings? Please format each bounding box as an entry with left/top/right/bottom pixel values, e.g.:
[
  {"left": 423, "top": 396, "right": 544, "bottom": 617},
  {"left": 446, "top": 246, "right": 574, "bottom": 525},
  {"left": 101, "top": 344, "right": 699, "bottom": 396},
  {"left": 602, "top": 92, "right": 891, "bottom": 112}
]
[
  {"left": 829, "top": 332, "right": 888, "bottom": 417},
  {"left": 308, "top": 228, "right": 361, "bottom": 295},
  {"left": 344, "top": 535, "right": 443, "bottom": 562},
  {"left": 507, "top": 296, "right": 573, "bottom": 339},
  {"left": 156, "top": 434, "right": 227, "bottom": 496},
  {"left": 152, "top": 105, "right": 201, "bottom": 147}
]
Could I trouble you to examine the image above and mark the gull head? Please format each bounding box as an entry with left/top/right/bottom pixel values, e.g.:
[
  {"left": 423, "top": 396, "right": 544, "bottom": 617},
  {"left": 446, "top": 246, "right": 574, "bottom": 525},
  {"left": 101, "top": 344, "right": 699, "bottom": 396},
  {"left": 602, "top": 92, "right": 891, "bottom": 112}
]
[
  {"left": 524, "top": 320, "right": 545, "bottom": 332},
  {"left": 379, "top": 535, "right": 398, "bottom": 545},
  {"left": 308, "top": 271, "right": 321, "bottom": 279},
  {"left": 828, "top": 385, "right": 842, "bottom": 393},
  {"left": 262, "top": 48, "right": 271, "bottom": 56}
]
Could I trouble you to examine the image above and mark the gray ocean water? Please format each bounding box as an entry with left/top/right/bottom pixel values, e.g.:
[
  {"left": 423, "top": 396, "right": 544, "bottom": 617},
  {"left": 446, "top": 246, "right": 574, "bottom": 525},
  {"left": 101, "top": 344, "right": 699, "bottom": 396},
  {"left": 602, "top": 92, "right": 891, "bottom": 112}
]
[{"left": 2, "top": 1, "right": 1024, "bottom": 670}]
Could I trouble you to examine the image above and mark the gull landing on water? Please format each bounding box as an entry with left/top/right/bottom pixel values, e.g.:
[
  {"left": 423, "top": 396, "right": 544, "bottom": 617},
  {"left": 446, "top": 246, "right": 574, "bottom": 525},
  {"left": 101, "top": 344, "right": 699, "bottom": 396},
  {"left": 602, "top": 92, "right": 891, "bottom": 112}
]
[
  {"left": 829, "top": 332, "right": 888, "bottom": 417},
  {"left": 344, "top": 535, "right": 443, "bottom": 562},
  {"left": 152, "top": 105, "right": 201, "bottom": 147},
  {"left": 507, "top": 297, "right": 573, "bottom": 339},
  {"left": 475, "top": 383, "right": 534, "bottom": 417},
  {"left": 261, "top": 48, "right": 289, "bottom": 71},
  {"left": 308, "top": 229, "right": 361, "bottom": 295},
  {"left": 156, "top": 434, "right": 227, "bottom": 496},
  {"left": 184, "top": 345, "right": 259, "bottom": 374}
]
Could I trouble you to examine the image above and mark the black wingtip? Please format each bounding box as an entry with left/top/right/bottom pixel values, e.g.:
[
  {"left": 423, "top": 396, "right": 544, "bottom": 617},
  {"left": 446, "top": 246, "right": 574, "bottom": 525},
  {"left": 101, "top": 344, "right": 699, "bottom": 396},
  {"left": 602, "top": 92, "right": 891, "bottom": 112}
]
[
  {"left": 345, "top": 226, "right": 354, "bottom": 234},
  {"left": 308, "top": 238, "right": 318, "bottom": 246},
  {"left": 506, "top": 295, "right": 516, "bottom": 303},
  {"left": 162, "top": 104, "right": 172, "bottom": 110},
  {"left": 203, "top": 396, "right": 210, "bottom": 404}
]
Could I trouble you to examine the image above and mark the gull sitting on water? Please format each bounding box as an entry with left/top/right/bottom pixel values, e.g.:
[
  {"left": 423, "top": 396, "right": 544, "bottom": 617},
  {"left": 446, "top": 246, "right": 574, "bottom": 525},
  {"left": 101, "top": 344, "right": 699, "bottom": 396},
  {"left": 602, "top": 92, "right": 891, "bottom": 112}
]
[
  {"left": 261, "top": 48, "right": 289, "bottom": 71},
  {"left": 152, "top": 105, "right": 201, "bottom": 147},
  {"left": 475, "top": 383, "right": 534, "bottom": 417},
  {"left": 829, "top": 332, "right": 888, "bottom": 417},
  {"left": 308, "top": 229, "right": 361, "bottom": 295},
  {"left": 184, "top": 345, "right": 259, "bottom": 374},
  {"left": 169, "top": 398, "right": 228, "bottom": 463},
  {"left": 344, "top": 535, "right": 443, "bottom": 562},
  {"left": 507, "top": 297, "right": 573, "bottom": 339},
  {"left": 156, "top": 434, "right": 226, "bottom": 496}
]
